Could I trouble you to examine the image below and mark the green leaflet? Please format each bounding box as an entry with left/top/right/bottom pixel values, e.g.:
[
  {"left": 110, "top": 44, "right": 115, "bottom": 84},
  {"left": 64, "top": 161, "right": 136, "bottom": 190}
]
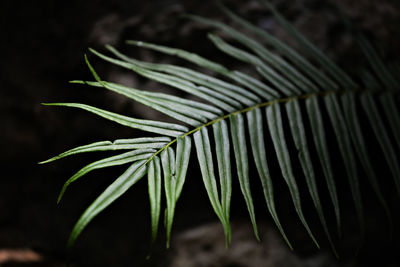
[
  {"left": 89, "top": 48, "right": 241, "bottom": 112},
  {"left": 90, "top": 47, "right": 247, "bottom": 110},
  {"left": 123, "top": 64, "right": 241, "bottom": 113},
  {"left": 360, "top": 92, "right": 400, "bottom": 195},
  {"left": 194, "top": 128, "right": 230, "bottom": 242},
  {"left": 219, "top": 3, "right": 338, "bottom": 91},
  {"left": 340, "top": 93, "right": 392, "bottom": 235},
  {"left": 102, "top": 83, "right": 205, "bottom": 126},
  {"left": 337, "top": 7, "right": 399, "bottom": 91},
  {"left": 208, "top": 33, "right": 300, "bottom": 96},
  {"left": 126, "top": 40, "right": 280, "bottom": 100},
  {"left": 113, "top": 137, "right": 170, "bottom": 144},
  {"left": 74, "top": 80, "right": 221, "bottom": 121},
  {"left": 228, "top": 70, "right": 280, "bottom": 99},
  {"left": 230, "top": 113, "right": 260, "bottom": 241},
  {"left": 337, "top": 94, "right": 367, "bottom": 244},
  {"left": 356, "top": 35, "right": 398, "bottom": 90},
  {"left": 148, "top": 156, "right": 162, "bottom": 245},
  {"left": 174, "top": 136, "right": 192, "bottom": 201},
  {"left": 305, "top": 96, "right": 341, "bottom": 235},
  {"left": 246, "top": 108, "right": 292, "bottom": 249},
  {"left": 40, "top": 137, "right": 170, "bottom": 164},
  {"left": 326, "top": 92, "right": 393, "bottom": 241},
  {"left": 322, "top": 94, "right": 365, "bottom": 241},
  {"left": 67, "top": 160, "right": 147, "bottom": 248},
  {"left": 160, "top": 136, "right": 192, "bottom": 248},
  {"left": 93, "top": 82, "right": 204, "bottom": 127},
  {"left": 84, "top": 54, "right": 206, "bottom": 126},
  {"left": 136, "top": 92, "right": 219, "bottom": 121},
  {"left": 57, "top": 149, "right": 156, "bottom": 203},
  {"left": 187, "top": 14, "right": 317, "bottom": 93},
  {"left": 126, "top": 40, "right": 230, "bottom": 73},
  {"left": 380, "top": 93, "right": 400, "bottom": 150},
  {"left": 212, "top": 120, "right": 232, "bottom": 244},
  {"left": 325, "top": 95, "right": 372, "bottom": 238},
  {"left": 105, "top": 45, "right": 260, "bottom": 106},
  {"left": 266, "top": 102, "right": 319, "bottom": 248},
  {"left": 161, "top": 147, "right": 177, "bottom": 248},
  {"left": 42, "top": 103, "right": 188, "bottom": 137},
  {"left": 260, "top": 0, "right": 357, "bottom": 89},
  {"left": 360, "top": 69, "right": 380, "bottom": 90},
  {"left": 286, "top": 99, "right": 336, "bottom": 255}
]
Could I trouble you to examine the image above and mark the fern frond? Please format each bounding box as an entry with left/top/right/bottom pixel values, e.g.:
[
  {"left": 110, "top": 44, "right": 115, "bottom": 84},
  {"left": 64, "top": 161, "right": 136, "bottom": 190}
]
[{"left": 41, "top": 1, "right": 399, "bottom": 255}]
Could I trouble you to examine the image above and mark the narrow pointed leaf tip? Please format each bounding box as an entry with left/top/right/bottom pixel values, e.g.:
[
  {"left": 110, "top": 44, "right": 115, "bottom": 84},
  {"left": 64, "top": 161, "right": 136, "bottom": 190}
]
[
  {"left": 267, "top": 103, "right": 319, "bottom": 248},
  {"left": 84, "top": 53, "right": 102, "bottom": 83},
  {"left": 43, "top": 103, "right": 188, "bottom": 137},
  {"left": 40, "top": 137, "right": 170, "bottom": 164},
  {"left": 125, "top": 39, "right": 230, "bottom": 73},
  {"left": 67, "top": 161, "right": 147, "bottom": 248},
  {"left": 194, "top": 128, "right": 231, "bottom": 243},
  {"left": 286, "top": 99, "right": 337, "bottom": 256},
  {"left": 57, "top": 149, "right": 156, "bottom": 204},
  {"left": 247, "top": 108, "right": 292, "bottom": 249},
  {"left": 230, "top": 113, "right": 260, "bottom": 241}
]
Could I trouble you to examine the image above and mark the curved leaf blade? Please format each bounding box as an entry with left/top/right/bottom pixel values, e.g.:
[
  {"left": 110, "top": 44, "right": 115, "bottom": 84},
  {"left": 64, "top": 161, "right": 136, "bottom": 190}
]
[
  {"left": 247, "top": 108, "right": 292, "bottom": 249},
  {"left": 340, "top": 93, "right": 392, "bottom": 236},
  {"left": 148, "top": 156, "right": 162, "bottom": 244},
  {"left": 208, "top": 33, "right": 300, "bottom": 96},
  {"left": 229, "top": 70, "right": 280, "bottom": 99},
  {"left": 159, "top": 136, "right": 192, "bottom": 248},
  {"left": 212, "top": 120, "right": 232, "bottom": 245},
  {"left": 105, "top": 45, "right": 260, "bottom": 106},
  {"left": 360, "top": 92, "right": 400, "bottom": 195},
  {"left": 188, "top": 13, "right": 317, "bottom": 93},
  {"left": 42, "top": 103, "right": 188, "bottom": 137},
  {"left": 286, "top": 99, "right": 336, "bottom": 255},
  {"left": 267, "top": 102, "right": 319, "bottom": 248},
  {"left": 161, "top": 147, "right": 177, "bottom": 248},
  {"left": 261, "top": 0, "right": 357, "bottom": 89},
  {"left": 40, "top": 137, "right": 170, "bottom": 164},
  {"left": 67, "top": 160, "right": 147, "bottom": 248},
  {"left": 126, "top": 40, "right": 280, "bottom": 99},
  {"left": 77, "top": 80, "right": 221, "bottom": 121},
  {"left": 127, "top": 66, "right": 241, "bottom": 113},
  {"left": 380, "top": 93, "right": 400, "bottom": 150},
  {"left": 322, "top": 94, "right": 365, "bottom": 241},
  {"left": 83, "top": 56, "right": 206, "bottom": 126},
  {"left": 175, "top": 136, "right": 192, "bottom": 201},
  {"left": 58, "top": 149, "right": 156, "bottom": 203},
  {"left": 305, "top": 96, "right": 341, "bottom": 235},
  {"left": 126, "top": 40, "right": 230, "bottom": 73},
  {"left": 219, "top": 4, "right": 338, "bottom": 91},
  {"left": 356, "top": 35, "right": 398, "bottom": 90},
  {"left": 89, "top": 47, "right": 241, "bottom": 113},
  {"left": 194, "top": 128, "right": 230, "bottom": 242},
  {"left": 230, "top": 113, "right": 260, "bottom": 240},
  {"left": 98, "top": 81, "right": 205, "bottom": 126}
]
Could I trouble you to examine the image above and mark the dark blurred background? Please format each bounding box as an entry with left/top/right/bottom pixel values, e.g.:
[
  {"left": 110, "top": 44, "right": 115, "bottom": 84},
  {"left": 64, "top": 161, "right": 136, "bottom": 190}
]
[{"left": 1, "top": 0, "right": 400, "bottom": 266}]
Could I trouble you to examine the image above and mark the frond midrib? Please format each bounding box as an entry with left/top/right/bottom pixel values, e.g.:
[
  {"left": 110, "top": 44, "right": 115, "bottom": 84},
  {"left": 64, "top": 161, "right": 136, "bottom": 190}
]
[{"left": 142, "top": 87, "right": 360, "bottom": 167}]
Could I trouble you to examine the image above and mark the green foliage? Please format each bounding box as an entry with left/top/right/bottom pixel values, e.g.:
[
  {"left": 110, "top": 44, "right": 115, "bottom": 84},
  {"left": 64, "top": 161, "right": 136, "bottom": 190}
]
[{"left": 41, "top": 0, "right": 399, "bottom": 255}]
